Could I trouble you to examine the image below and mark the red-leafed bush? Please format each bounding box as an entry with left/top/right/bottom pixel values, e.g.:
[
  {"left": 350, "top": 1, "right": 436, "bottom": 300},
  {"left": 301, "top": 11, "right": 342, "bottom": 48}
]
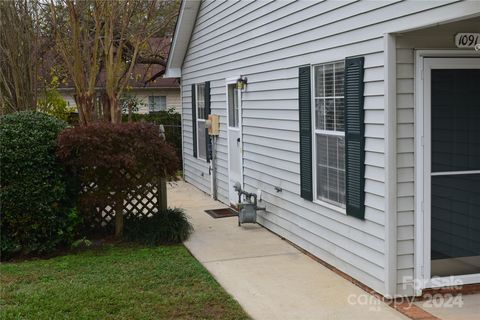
[{"left": 56, "top": 122, "right": 179, "bottom": 237}]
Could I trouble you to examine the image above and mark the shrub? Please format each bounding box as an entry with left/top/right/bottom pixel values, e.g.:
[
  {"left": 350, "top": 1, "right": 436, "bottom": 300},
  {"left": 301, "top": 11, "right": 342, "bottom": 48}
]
[
  {"left": 56, "top": 122, "right": 179, "bottom": 237},
  {"left": 37, "top": 76, "right": 76, "bottom": 122},
  {"left": 124, "top": 208, "right": 193, "bottom": 245},
  {"left": 122, "top": 109, "right": 182, "bottom": 166},
  {"left": 0, "top": 111, "right": 76, "bottom": 259}
]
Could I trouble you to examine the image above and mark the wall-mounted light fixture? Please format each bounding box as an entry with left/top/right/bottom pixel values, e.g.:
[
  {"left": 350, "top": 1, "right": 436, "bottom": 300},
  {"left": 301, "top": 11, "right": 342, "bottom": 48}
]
[{"left": 236, "top": 76, "right": 248, "bottom": 91}]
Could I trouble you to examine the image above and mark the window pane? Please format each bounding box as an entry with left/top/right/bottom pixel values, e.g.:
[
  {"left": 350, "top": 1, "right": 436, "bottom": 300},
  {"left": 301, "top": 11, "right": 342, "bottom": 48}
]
[
  {"left": 317, "top": 165, "right": 328, "bottom": 200},
  {"left": 324, "top": 64, "right": 334, "bottom": 97},
  {"left": 335, "top": 98, "right": 344, "bottom": 131},
  {"left": 314, "top": 65, "right": 324, "bottom": 97},
  {"left": 327, "top": 135, "right": 338, "bottom": 168},
  {"left": 228, "top": 84, "right": 239, "bottom": 127},
  {"left": 315, "top": 99, "right": 325, "bottom": 130},
  {"left": 234, "top": 88, "right": 239, "bottom": 127},
  {"left": 325, "top": 98, "right": 335, "bottom": 131},
  {"left": 197, "top": 120, "right": 206, "bottom": 159},
  {"left": 317, "top": 134, "right": 328, "bottom": 166},
  {"left": 148, "top": 96, "right": 154, "bottom": 112},
  {"left": 328, "top": 166, "right": 339, "bottom": 203},
  {"left": 316, "top": 133, "right": 345, "bottom": 206},
  {"left": 149, "top": 96, "right": 167, "bottom": 112},
  {"left": 338, "top": 137, "right": 345, "bottom": 169},
  {"left": 197, "top": 84, "right": 205, "bottom": 119},
  {"left": 334, "top": 62, "right": 345, "bottom": 97},
  {"left": 158, "top": 96, "right": 166, "bottom": 111},
  {"left": 338, "top": 170, "right": 346, "bottom": 205}
]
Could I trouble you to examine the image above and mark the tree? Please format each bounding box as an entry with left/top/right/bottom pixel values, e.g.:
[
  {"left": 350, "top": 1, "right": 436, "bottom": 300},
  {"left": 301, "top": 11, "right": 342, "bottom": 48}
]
[
  {"left": 120, "top": 94, "right": 144, "bottom": 122},
  {"left": 0, "top": 0, "right": 43, "bottom": 114},
  {"left": 56, "top": 122, "right": 179, "bottom": 238},
  {"left": 47, "top": 0, "right": 179, "bottom": 126},
  {"left": 48, "top": 0, "right": 104, "bottom": 126}
]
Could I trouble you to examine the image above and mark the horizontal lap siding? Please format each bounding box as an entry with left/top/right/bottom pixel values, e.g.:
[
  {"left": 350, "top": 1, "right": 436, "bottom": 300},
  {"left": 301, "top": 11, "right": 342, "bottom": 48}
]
[
  {"left": 396, "top": 48, "right": 415, "bottom": 296},
  {"left": 181, "top": 0, "right": 466, "bottom": 296}
]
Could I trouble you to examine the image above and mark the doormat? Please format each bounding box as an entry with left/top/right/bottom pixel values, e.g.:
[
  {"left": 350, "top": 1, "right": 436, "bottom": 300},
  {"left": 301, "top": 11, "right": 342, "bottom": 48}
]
[{"left": 205, "top": 208, "right": 238, "bottom": 218}]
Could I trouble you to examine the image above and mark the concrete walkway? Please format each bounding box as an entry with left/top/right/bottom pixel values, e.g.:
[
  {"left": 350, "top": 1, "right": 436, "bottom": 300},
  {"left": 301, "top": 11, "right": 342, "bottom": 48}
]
[
  {"left": 415, "top": 294, "right": 480, "bottom": 320},
  {"left": 169, "top": 181, "right": 408, "bottom": 320}
]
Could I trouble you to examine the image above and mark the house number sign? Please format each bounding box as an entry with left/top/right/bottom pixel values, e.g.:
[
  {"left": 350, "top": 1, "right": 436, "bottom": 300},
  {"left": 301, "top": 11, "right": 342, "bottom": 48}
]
[{"left": 455, "top": 33, "right": 480, "bottom": 49}]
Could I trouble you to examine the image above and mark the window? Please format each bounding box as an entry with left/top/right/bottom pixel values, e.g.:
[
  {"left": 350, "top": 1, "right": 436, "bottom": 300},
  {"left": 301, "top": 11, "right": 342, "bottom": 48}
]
[
  {"left": 148, "top": 96, "right": 166, "bottom": 113},
  {"left": 227, "top": 84, "right": 239, "bottom": 127},
  {"left": 196, "top": 84, "right": 207, "bottom": 160},
  {"left": 313, "top": 61, "right": 346, "bottom": 207}
]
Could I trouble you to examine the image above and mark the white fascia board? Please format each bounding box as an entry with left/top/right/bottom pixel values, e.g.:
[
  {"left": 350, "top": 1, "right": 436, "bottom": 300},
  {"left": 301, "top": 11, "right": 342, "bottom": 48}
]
[
  {"left": 164, "top": 68, "right": 182, "bottom": 78},
  {"left": 165, "top": 0, "right": 201, "bottom": 78}
]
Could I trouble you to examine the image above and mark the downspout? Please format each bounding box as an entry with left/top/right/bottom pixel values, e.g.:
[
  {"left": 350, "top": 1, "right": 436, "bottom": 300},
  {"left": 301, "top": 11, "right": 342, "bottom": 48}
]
[
  {"left": 180, "top": 82, "right": 186, "bottom": 181},
  {"left": 211, "top": 135, "right": 218, "bottom": 200},
  {"left": 384, "top": 33, "right": 398, "bottom": 298}
]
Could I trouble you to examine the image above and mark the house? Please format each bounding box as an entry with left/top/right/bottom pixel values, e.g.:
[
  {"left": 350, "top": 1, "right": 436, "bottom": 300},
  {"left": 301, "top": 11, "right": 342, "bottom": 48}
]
[
  {"left": 58, "top": 38, "right": 181, "bottom": 114},
  {"left": 165, "top": 0, "right": 480, "bottom": 298}
]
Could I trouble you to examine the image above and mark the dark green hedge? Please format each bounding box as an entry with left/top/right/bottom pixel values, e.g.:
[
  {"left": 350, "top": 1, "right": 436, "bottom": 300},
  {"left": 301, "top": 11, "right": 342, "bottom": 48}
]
[{"left": 0, "top": 111, "right": 77, "bottom": 259}]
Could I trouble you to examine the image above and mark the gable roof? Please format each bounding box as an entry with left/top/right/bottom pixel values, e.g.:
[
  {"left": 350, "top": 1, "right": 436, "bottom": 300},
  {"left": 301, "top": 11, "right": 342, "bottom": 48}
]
[{"left": 164, "top": 0, "right": 201, "bottom": 78}]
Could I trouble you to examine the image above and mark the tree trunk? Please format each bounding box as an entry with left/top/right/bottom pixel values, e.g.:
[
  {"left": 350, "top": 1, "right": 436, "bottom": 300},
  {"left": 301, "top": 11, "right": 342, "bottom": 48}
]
[
  {"left": 128, "top": 103, "right": 132, "bottom": 122},
  {"left": 101, "top": 91, "right": 111, "bottom": 122},
  {"left": 109, "top": 94, "right": 122, "bottom": 124},
  {"left": 114, "top": 194, "right": 124, "bottom": 238},
  {"left": 75, "top": 92, "right": 96, "bottom": 126}
]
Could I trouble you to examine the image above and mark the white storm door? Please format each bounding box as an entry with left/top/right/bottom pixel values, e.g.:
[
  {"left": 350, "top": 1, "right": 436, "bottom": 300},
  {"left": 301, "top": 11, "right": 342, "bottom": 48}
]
[
  {"left": 422, "top": 57, "right": 480, "bottom": 287},
  {"left": 226, "top": 83, "right": 242, "bottom": 205}
]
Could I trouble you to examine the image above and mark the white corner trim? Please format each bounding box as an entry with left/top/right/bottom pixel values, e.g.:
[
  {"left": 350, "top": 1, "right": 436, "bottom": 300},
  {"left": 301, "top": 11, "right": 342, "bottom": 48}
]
[{"left": 383, "top": 33, "right": 397, "bottom": 298}]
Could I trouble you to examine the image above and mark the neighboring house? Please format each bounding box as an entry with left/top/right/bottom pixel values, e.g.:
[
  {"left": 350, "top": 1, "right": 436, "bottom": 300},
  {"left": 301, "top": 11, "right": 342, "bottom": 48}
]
[
  {"left": 58, "top": 38, "right": 181, "bottom": 114},
  {"left": 166, "top": 1, "right": 480, "bottom": 298},
  {"left": 60, "top": 78, "right": 181, "bottom": 114}
]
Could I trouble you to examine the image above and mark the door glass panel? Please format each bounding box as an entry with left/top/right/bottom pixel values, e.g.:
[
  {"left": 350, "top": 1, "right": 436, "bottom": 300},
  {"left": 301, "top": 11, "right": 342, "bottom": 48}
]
[
  {"left": 431, "top": 69, "right": 480, "bottom": 172},
  {"left": 228, "top": 84, "right": 239, "bottom": 128},
  {"left": 430, "top": 68, "right": 480, "bottom": 277},
  {"left": 431, "top": 174, "right": 480, "bottom": 277}
]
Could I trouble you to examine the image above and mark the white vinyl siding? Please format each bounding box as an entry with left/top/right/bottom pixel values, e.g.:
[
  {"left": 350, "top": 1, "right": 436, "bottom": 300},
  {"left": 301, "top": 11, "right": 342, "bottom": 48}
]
[{"left": 180, "top": 0, "right": 477, "bottom": 296}]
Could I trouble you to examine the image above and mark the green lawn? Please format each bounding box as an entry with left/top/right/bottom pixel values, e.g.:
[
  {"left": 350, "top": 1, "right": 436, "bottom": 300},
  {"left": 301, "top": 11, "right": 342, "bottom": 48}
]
[{"left": 0, "top": 245, "right": 250, "bottom": 320}]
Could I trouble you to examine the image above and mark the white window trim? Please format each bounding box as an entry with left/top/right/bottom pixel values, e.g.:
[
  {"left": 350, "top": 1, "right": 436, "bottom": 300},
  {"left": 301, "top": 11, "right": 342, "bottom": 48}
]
[
  {"left": 311, "top": 62, "right": 346, "bottom": 213},
  {"left": 195, "top": 84, "right": 206, "bottom": 161}
]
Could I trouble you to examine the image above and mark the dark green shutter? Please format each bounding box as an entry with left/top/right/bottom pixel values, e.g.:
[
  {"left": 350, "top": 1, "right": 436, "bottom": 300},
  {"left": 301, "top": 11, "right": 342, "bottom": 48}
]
[
  {"left": 191, "top": 84, "right": 197, "bottom": 158},
  {"left": 344, "top": 57, "right": 365, "bottom": 219},
  {"left": 204, "top": 81, "right": 211, "bottom": 162},
  {"left": 299, "top": 66, "right": 313, "bottom": 201}
]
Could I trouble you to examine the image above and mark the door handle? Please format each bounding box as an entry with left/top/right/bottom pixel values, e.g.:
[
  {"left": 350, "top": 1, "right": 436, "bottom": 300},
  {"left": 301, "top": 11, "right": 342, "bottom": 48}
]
[{"left": 237, "top": 137, "right": 240, "bottom": 145}]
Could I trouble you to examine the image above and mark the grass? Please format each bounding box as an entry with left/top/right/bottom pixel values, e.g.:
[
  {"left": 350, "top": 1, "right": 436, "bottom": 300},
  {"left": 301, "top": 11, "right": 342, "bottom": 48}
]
[{"left": 0, "top": 244, "right": 250, "bottom": 320}]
